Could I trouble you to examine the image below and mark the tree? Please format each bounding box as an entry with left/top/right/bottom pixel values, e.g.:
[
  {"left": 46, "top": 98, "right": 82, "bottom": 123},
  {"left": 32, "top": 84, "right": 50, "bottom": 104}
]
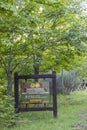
[
  {"left": 0, "top": 0, "right": 41, "bottom": 95},
  {"left": 0, "top": 0, "right": 87, "bottom": 95}
]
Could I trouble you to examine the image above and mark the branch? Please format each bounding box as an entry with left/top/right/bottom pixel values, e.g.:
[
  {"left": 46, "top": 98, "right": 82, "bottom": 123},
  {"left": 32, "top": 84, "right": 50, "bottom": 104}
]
[
  {"left": 0, "top": 57, "right": 8, "bottom": 75},
  {"left": 12, "top": 63, "right": 20, "bottom": 72},
  {"left": 15, "top": 56, "right": 32, "bottom": 73}
]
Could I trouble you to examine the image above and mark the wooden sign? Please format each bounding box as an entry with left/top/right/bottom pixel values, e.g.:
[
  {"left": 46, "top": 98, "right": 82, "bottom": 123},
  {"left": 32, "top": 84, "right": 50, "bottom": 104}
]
[
  {"left": 14, "top": 71, "right": 57, "bottom": 118},
  {"left": 21, "top": 81, "right": 49, "bottom": 95},
  {"left": 20, "top": 81, "right": 50, "bottom": 104}
]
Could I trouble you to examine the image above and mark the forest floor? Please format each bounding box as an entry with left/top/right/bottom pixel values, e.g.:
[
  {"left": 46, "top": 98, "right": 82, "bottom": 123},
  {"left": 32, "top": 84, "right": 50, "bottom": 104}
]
[{"left": 2, "top": 89, "right": 87, "bottom": 130}]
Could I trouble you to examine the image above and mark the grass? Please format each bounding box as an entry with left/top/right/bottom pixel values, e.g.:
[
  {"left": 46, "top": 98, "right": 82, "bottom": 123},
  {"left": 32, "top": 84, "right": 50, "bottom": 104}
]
[{"left": 2, "top": 90, "right": 87, "bottom": 130}]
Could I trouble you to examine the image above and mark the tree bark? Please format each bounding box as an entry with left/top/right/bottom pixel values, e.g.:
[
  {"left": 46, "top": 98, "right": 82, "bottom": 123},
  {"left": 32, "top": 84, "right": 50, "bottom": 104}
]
[
  {"left": 34, "top": 63, "right": 39, "bottom": 75},
  {"left": 7, "top": 29, "right": 14, "bottom": 96},
  {"left": 61, "top": 68, "right": 64, "bottom": 94},
  {"left": 7, "top": 63, "right": 12, "bottom": 96}
]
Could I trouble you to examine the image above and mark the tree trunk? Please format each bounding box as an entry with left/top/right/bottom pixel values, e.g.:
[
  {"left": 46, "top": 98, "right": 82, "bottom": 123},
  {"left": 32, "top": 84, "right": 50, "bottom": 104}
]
[
  {"left": 34, "top": 63, "right": 39, "bottom": 82},
  {"left": 61, "top": 68, "right": 64, "bottom": 94},
  {"left": 34, "top": 64, "right": 39, "bottom": 75},
  {"left": 7, "top": 63, "right": 12, "bottom": 96}
]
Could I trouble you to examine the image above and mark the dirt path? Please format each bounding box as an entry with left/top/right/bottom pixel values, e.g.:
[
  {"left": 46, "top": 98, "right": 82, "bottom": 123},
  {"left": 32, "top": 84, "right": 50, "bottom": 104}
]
[{"left": 72, "top": 112, "right": 87, "bottom": 130}]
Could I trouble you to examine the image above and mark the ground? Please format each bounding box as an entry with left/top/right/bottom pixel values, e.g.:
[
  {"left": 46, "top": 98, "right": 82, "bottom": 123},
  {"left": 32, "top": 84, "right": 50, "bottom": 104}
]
[
  {"left": 73, "top": 112, "right": 87, "bottom": 130},
  {"left": 1, "top": 89, "right": 87, "bottom": 130}
]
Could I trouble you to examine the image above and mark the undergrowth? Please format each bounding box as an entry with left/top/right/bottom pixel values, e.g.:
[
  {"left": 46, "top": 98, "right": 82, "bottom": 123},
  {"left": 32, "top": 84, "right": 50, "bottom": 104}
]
[{"left": 1, "top": 90, "right": 87, "bottom": 130}]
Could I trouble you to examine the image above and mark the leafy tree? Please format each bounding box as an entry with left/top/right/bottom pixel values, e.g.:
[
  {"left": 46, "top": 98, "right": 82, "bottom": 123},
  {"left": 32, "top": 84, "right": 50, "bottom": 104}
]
[
  {"left": 0, "top": 0, "right": 41, "bottom": 95},
  {"left": 0, "top": 0, "right": 87, "bottom": 95}
]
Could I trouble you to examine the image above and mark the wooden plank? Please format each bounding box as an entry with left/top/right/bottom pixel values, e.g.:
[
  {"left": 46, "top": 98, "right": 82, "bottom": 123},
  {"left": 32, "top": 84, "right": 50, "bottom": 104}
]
[
  {"left": 29, "top": 99, "right": 42, "bottom": 104},
  {"left": 20, "top": 94, "right": 49, "bottom": 99},
  {"left": 21, "top": 100, "right": 49, "bottom": 104},
  {"left": 18, "top": 74, "right": 55, "bottom": 79},
  {"left": 26, "top": 88, "right": 49, "bottom": 94},
  {"left": 18, "top": 107, "right": 53, "bottom": 112}
]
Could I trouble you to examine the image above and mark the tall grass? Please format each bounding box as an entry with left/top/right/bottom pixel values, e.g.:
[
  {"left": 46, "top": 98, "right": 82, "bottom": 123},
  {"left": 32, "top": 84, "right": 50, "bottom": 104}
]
[{"left": 1, "top": 90, "right": 87, "bottom": 130}]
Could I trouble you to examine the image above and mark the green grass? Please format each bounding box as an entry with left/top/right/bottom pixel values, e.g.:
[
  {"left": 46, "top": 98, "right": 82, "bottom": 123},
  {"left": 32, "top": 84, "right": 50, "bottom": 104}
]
[{"left": 2, "top": 90, "right": 87, "bottom": 130}]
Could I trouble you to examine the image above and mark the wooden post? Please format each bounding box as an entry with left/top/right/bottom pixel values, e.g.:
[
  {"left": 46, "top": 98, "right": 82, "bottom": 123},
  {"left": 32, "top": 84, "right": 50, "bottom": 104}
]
[
  {"left": 14, "top": 72, "right": 19, "bottom": 113},
  {"left": 52, "top": 71, "right": 57, "bottom": 118}
]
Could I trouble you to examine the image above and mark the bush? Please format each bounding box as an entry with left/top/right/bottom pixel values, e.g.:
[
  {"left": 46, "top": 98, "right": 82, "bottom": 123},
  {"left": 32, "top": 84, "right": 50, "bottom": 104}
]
[
  {"left": 56, "top": 70, "right": 80, "bottom": 94},
  {"left": 0, "top": 86, "right": 17, "bottom": 128}
]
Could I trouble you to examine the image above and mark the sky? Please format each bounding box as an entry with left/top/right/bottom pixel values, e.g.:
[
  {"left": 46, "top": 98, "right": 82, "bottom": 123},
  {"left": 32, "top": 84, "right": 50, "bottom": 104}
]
[{"left": 80, "top": 1, "right": 87, "bottom": 13}]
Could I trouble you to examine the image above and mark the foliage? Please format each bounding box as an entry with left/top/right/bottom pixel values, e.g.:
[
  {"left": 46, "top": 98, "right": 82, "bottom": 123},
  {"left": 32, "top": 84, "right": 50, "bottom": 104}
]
[
  {"left": 56, "top": 70, "right": 80, "bottom": 94},
  {"left": 0, "top": 0, "right": 87, "bottom": 95},
  {"left": 0, "top": 86, "right": 17, "bottom": 128},
  {"left": 76, "top": 57, "right": 87, "bottom": 80}
]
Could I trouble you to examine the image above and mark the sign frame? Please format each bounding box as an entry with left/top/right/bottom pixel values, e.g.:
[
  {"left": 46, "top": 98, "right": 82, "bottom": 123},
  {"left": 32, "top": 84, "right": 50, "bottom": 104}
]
[{"left": 14, "top": 71, "right": 57, "bottom": 118}]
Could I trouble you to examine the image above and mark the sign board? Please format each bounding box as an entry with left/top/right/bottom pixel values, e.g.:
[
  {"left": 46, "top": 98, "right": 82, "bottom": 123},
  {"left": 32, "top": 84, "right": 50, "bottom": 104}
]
[
  {"left": 20, "top": 81, "right": 50, "bottom": 104},
  {"left": 14, "top": 71, "right": 57, "bottom": 118}
]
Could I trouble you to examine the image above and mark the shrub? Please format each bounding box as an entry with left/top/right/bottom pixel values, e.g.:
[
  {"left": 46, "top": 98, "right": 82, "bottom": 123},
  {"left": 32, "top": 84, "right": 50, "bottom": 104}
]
[
  {"left": 0, "top": 86, "right": 17, "bottom": 128},
  {"left": 56, "top": 70, "right": 80, "bottom": 94}
]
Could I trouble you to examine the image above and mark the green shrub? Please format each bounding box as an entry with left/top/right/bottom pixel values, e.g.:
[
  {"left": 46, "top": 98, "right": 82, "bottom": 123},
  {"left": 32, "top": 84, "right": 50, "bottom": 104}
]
[
  {"left": 56, "top": 70, "right": 80, "bottom": 94},
  {"left": 0, "top": 86, "right": 17, "bottom": 128}
]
